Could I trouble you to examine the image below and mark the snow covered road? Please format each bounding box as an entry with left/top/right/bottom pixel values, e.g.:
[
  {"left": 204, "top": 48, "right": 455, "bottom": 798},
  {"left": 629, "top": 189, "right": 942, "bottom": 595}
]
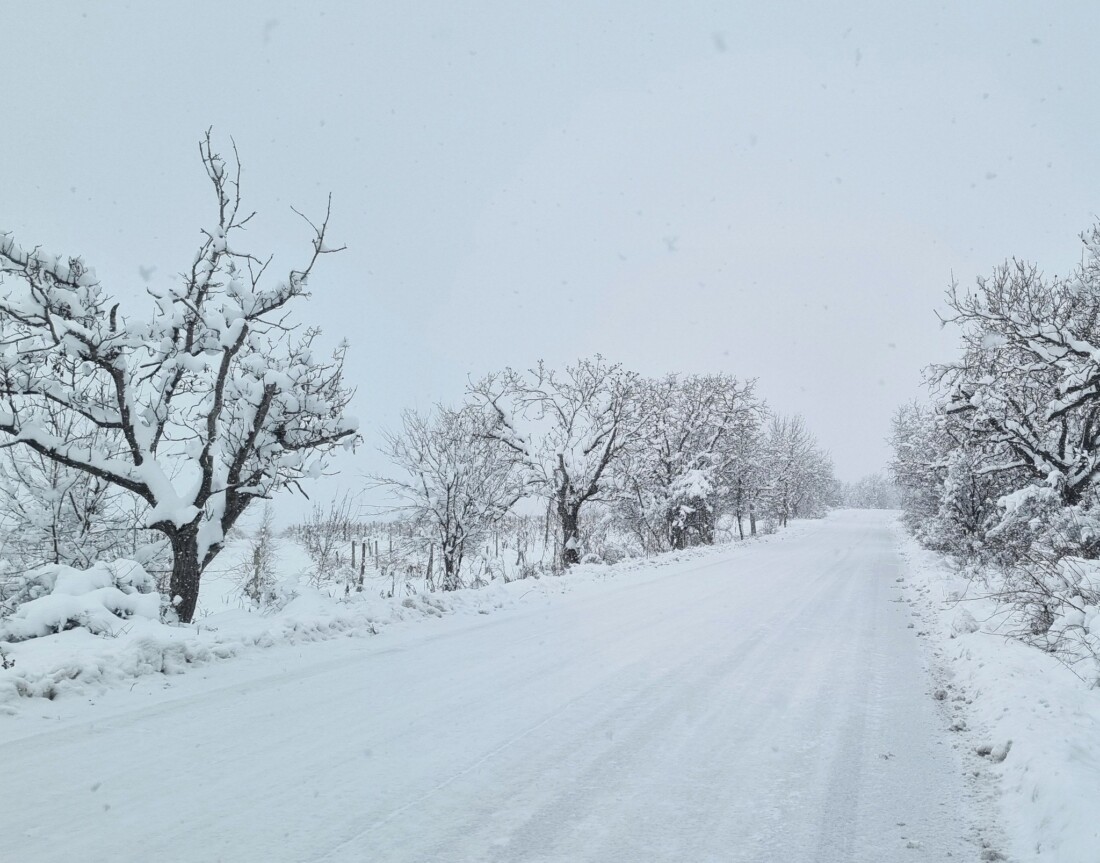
[{"left": 2, "top": 511, "right": 973, "bottom": 862}]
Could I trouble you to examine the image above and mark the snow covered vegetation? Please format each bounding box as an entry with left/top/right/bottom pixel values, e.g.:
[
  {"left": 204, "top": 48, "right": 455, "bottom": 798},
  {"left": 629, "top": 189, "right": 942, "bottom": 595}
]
[
  {"left": 889, "top": 225, "right": 1100, "bottom": 859},
  {"left": 0, "top": 133, "right": 358, "bottom": 625},
  {"left": 891, "top": 222, "right": 1100, "bottom": 680},
  {"left": 374, "top": 361, "right": 837, "bottom": 580},
  {"left": 0, "top": 134, "right": 838, "bottom": 699},
  {"left": 0, "top": 559, "right": 159, "bottom": 643}
]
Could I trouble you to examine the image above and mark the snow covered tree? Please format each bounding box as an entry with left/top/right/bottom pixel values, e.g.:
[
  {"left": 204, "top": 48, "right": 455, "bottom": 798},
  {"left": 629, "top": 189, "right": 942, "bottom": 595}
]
[
  {"left": 375, "top": 404, "right": 525, "bottom": 590},
  {"left": 888, "top": 401, "right": 949, "bottom": 531},
  {"left": 895, "top": 223, "right": 1100, "bottom": 666},
  {"left": 936, "top": 247, "right": 1100, "bottom": 506},
  {"left": 838, "top": 473, "right": 903, "bottom": 509},
  {"left": 615, "top": 373, "right": 765, "bottom": 550},
  {"left": 0, "top": 132, "right": 358, "bottom": 622},
  {"left": 759, "top": 414, "right": 834, "bottom": 526},
  {"left": 915, "top": 229, "right": 1100, "bottom": 562},
  {"left": 470, "top": 356, "right": 647, "bottom": 567}
]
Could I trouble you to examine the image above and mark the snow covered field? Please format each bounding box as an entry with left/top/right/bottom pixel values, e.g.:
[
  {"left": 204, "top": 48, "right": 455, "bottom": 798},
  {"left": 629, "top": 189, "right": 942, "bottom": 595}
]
[{"left": 0, "top": 510, "right": 1014, "bottom": 863}]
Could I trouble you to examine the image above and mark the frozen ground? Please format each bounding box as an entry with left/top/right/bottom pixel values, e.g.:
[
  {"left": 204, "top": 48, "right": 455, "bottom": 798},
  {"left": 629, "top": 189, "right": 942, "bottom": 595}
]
[{"left": 1, "top": 511, "right": 997, "bottom": 862}]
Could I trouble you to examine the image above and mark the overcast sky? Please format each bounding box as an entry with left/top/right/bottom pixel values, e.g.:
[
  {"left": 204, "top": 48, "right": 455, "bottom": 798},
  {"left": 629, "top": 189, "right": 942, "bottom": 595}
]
[{"left": 3, "top": 2, "right": 1099, "bottom": 512}]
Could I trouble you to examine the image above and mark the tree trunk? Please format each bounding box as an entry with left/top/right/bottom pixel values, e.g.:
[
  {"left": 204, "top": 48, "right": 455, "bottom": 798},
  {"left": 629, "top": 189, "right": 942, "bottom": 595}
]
[
  {"left": 441, "top": 543, "right": 460, "bottom": 591},
  {"left": 668, "top": 509, "right": 685, "bottom": 550},
  {"left": 168, "top": 530, "right": 202, "bottom": 624},
  {"left": 560, "top": 504, "right": 581, "bottom": 567},
  {"left": 697, "top": 501, "right": 715, "bottom": 545},
  {"left": 735, "top": 477, "right": 745, "bottom": 541}
]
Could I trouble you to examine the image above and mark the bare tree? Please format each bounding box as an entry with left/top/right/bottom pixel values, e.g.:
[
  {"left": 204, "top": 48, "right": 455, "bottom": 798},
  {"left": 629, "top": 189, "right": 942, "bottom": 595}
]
[
  {"left": 470, "top": 356, "right": 647, "bottom": 567},
  {"left": 289, "top": 493, "right": 363, "bottom": 586},
  {"left": 0, "top": 132, "right": 358, "bottom": 622},
  {"left": 374, "top": 404, "right": 525, "bottom": 590}
]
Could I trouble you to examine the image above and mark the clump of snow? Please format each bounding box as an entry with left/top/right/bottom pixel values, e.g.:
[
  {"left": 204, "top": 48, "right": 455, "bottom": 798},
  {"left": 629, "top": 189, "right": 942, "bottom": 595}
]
[{"left": 951, "top": 608, "right": 980, "bottom": 635}]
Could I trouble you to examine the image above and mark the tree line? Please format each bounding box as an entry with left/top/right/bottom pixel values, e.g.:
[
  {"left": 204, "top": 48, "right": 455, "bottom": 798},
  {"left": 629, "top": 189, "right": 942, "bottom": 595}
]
[
  {"left": 0, "top": 133, "right": 835, "bottom": 626},
  {"left": 373, "top": 358, "right": 835, "bottom": 588}
]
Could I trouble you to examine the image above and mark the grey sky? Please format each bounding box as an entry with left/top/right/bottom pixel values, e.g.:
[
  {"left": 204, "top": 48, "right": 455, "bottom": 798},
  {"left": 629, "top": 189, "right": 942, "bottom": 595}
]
[{"left": 3, "top": 2, "right": 1098, "bottom": 510}]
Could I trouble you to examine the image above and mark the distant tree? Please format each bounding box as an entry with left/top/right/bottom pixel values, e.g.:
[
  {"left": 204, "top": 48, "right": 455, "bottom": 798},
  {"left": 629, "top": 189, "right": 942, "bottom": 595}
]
[
  {"left": 0, "top": 132, "right": 358, "bottom": 622},
  {"left": 839, "top": 472, "right": 903, "bottom": 509},
  {"left": 615, "top": 373, "right": 765, "bottom": 550},
  {"left": 723, "top": 418, "right": 768, "bottom": 540},
  {"left": 294, "top": 492, "right": 362, "bottom": 586},
  {"left": 759, "top": 414, "right": 834, "bottom": 526},
  {"left": 470, "top": 356, "right": 647, "bottom": 567},
  {"left": 889, "top": 401, "right": 949, "bottom": 532},
  {"left": 375, "top": 404, "right": 525, "bottom": 590},
  {"left": 0, "top": 409, "right": 132, "bottom": 571}
]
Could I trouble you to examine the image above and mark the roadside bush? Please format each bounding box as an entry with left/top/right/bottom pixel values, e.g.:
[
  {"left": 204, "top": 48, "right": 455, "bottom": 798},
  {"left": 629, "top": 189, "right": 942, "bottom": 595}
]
[
  {"left": 995, "top": 553, "right": 1100, "bottom": 680},
  {"left": 0, "top": 560, "right": 159, "bottom": 642}
]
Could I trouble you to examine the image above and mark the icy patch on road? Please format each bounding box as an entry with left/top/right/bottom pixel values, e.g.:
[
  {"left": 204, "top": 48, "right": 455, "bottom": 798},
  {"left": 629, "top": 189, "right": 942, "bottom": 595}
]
[{"left": 896, "top": 521, "right": 1100, "bottom": 862}]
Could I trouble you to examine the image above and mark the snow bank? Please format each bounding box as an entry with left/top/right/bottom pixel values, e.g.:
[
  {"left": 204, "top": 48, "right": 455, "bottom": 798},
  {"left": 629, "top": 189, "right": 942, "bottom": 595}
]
[
  {"left": 0, "top": 529, "right": 797, "bottom": 714},
  {"left": 896, "top": 522, "right": 1100, "bottom": 861}
]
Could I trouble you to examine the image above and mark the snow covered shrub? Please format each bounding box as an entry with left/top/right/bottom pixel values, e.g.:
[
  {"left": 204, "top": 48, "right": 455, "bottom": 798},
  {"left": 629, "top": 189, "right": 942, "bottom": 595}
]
[
  {"left": 985, "top": 481, "right": 1100, "bottom": 565},
  {"left": 256, "top": 578, "right": 302, "bottom": 614},
  {"left": 237, "top": 504, "right": 281, "bottom": 605},
  {"left": 994, "top": 554, "right": 1100, "bottom": 680},
  {"left": 1040, "top": 559, "right": 1100, "bottom": 678},
  {"left": 466, "top": 557, "right": 500, "bottom": 589},
  {"left": 505, "top": 561, "right": 548, "bottom": 582},
  {"left": 923, "top": 450, "right": 1001, "bottom": 558},
  {"left": 0, "top": 560, "right": 159, "bottom": 642},
  {"left": 575, "top": 504, "right": 636, "bottom": 564},
  {"left": 582, "top": 531, "right": 636, "bottom": 565}
]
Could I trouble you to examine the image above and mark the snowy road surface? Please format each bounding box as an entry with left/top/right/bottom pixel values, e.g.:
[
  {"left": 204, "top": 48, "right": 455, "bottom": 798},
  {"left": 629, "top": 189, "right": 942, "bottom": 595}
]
[{"left": 3, "top": 511, "right": 971, "bottom": 862}]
